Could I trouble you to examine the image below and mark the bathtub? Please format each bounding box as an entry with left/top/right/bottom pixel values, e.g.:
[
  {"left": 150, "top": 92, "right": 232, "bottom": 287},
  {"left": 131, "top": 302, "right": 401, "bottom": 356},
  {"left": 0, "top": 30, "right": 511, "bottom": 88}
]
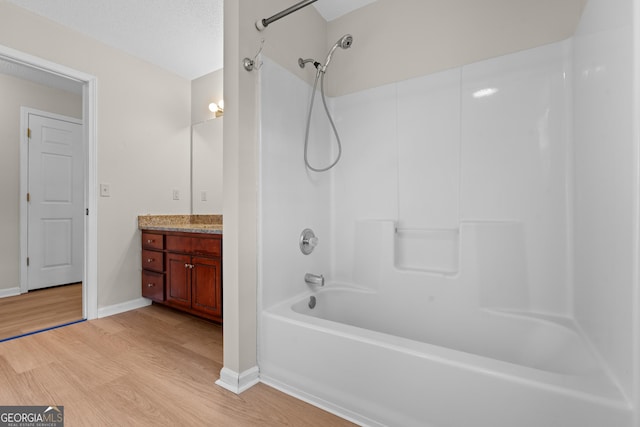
[{"left": 260, "top": 286, "right": 632, "bottom": 427}]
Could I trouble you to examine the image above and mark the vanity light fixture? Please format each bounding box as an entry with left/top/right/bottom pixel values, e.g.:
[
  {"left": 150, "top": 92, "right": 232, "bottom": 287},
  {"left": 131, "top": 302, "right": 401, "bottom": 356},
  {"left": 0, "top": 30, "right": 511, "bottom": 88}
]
[{"left": 208, "top": 100, "right": 224, "bottom": 118}]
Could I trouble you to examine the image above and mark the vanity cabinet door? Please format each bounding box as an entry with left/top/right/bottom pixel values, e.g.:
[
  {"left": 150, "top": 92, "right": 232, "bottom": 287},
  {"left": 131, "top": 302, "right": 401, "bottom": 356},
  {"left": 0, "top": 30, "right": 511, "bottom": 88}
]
[
  {"left": 191, "top": 256, "right": 222, "bottom": 318},
  {"left": 166, "top": 252, "right": 192, "bottom": 309}
]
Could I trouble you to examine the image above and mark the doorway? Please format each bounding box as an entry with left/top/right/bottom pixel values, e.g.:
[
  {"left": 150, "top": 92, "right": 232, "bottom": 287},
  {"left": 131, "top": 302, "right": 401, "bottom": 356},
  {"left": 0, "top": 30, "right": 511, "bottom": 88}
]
[{"left": 0, "top": 44, "right": 98, "bottom": 322}]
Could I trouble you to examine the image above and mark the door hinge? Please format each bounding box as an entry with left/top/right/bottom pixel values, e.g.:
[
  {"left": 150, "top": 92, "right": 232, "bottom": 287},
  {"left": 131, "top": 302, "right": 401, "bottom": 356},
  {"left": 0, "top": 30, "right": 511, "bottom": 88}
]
[
  {"left": 26, "top": 257, "right": 30, "bottom": 267},
  {"left": 26, "top": 192, "right": 30, "bottom": 202},
  {"left": 86, "top": 208, "right": 89, "bottom": 216},
  {"left": 27, "top": 128, "right": 31, "bottom": 139}
]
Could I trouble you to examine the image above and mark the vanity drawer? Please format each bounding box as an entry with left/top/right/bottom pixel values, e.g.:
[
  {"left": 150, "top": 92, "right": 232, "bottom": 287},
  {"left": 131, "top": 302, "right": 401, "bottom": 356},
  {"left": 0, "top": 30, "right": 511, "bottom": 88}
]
[
  {"left": 142, "top": 249, "right": 164, "bottom": 273},
  {"left": 142, "top": 270, "right": 165, "bottom": 302},
  {"left": 166, "top": 235, "right": 221, "bottom": 257},
  {"left": 192, "top": 237, "right": 221, "bottom": 257},
  {"left": 142, "top": 232, "right": 164, "bottom": 250}
]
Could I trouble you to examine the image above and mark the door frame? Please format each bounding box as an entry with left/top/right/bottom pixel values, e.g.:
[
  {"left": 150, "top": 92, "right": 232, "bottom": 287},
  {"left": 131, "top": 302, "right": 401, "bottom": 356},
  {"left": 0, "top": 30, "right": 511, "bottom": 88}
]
[
  {"left": 20, "top": 108, "right": 84, "bottom": 292},
  {"left": 2, "top": 44, "right": 98, "bottom": 320}
]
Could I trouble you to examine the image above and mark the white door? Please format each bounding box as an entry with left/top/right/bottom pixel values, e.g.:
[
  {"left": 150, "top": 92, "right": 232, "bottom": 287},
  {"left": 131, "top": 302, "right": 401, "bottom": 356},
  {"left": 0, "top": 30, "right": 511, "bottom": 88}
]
[{"left": 27, "top": 112, "right": 83, "bottom": 290}]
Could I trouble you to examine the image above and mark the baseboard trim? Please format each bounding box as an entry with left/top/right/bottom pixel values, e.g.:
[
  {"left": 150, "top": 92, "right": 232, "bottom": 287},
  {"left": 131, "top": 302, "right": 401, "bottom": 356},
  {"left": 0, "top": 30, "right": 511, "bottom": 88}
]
[
  {"left": 0, "top": 287, "right": 21, "bottom": 299},
  {"left": 215, "top": 366, "right": 260, "bottom": 394},
  {"left": 97, "top": 297, "right": 152, "bottom": 318}
]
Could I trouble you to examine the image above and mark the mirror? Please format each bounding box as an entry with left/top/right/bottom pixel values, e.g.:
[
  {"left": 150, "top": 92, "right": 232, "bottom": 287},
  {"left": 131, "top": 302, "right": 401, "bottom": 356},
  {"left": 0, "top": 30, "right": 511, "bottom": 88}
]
[
  {"left": 190, "top": 69, "right": 224, "bottom": 214},
  {"left": 191, "top": 117, "right": 223, "bottom": 214}
]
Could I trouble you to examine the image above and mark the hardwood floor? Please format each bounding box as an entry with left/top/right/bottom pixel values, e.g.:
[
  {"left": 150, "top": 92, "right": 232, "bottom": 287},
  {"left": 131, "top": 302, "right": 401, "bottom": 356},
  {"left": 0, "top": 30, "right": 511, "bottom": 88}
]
[
  {"left": 0, "top": 283, "right": 83, "bottom": 341},
  {"left": 0, "top": 303, "right": 354, "bottom": 426}
]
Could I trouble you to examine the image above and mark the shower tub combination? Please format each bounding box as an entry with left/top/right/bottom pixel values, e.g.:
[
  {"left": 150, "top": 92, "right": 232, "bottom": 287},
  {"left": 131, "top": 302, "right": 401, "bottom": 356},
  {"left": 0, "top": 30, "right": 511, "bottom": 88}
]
[
  {"left": 257, "top": 1, "right": 637, "bottom": 425},
  {"left": 260, "top": 222, "right": 632, "bottom": 427}
]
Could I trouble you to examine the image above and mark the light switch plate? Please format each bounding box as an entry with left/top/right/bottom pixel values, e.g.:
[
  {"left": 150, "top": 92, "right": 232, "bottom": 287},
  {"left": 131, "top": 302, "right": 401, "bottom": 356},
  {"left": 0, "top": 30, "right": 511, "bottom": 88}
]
[{"left": 100, "top": 183, "right": 111, "bottom": 197}]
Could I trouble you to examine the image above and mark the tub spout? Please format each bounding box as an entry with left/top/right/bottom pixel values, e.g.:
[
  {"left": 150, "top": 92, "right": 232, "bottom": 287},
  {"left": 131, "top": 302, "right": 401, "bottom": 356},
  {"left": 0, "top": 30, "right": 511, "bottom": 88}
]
[{"left": 305, "top": 273, "right": 324, "bottom": 287}]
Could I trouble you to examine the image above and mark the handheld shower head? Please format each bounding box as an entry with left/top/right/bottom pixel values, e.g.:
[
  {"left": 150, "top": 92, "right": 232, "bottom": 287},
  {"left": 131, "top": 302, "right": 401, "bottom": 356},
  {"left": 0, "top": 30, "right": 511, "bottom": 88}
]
[
  {"left": 321, "top": 34, "right": 353, "bottom": 72},
  {"left": 301, "top": 33, "right": 353, "bottom": 172},
  {"left": 338, "top": 34, "right": 353, "bottom": 49}
]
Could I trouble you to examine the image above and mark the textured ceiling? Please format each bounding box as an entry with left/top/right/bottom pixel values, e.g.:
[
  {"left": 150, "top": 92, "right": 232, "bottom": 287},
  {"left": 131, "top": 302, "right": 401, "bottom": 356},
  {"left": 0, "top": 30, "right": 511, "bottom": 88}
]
[{"left": 6, "top": 0, "right": 376, "bottom": 82}]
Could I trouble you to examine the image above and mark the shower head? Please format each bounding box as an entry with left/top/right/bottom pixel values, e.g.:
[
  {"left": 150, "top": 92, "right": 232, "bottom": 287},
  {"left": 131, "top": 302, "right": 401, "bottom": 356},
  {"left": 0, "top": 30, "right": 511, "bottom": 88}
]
[
  {"left": 338, "top": 34, "right": 353, "bottom": 49},
  {"left": 321, "top": 34, "right": 353, "bottom": 72}
]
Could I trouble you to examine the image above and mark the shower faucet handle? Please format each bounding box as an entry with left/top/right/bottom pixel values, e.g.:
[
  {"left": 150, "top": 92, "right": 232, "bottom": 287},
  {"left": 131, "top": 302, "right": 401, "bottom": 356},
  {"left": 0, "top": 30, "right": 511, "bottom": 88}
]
[{"left": 300, "top": 228, "right": 319, "bottom": 255}]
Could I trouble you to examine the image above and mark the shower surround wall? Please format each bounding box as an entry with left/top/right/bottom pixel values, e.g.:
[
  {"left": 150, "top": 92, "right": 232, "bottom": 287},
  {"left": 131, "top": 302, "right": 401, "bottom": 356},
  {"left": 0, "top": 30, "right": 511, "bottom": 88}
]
[
  {"left": 330, "top": 41, "right": 572, "bottom": 314},
  {"left": 258, "top": 0, "right": 639, "bottom": 425},
  {"left": 261, "top": 42, "right": 572, "bottom": 322}
]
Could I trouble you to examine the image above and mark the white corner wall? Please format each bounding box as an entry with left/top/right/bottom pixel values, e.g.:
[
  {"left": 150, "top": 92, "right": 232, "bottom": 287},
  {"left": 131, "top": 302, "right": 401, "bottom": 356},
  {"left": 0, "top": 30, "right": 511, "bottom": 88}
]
[{"left": 572, "top": 0, "right": 638, "bottom": 402}]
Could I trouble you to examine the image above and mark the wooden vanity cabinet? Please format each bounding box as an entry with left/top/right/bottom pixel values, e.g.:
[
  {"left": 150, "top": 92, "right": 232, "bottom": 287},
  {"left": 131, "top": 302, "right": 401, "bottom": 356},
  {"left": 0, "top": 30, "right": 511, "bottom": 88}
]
[{"left": 141, "top": 230, "right": 222, "bottom": 323}]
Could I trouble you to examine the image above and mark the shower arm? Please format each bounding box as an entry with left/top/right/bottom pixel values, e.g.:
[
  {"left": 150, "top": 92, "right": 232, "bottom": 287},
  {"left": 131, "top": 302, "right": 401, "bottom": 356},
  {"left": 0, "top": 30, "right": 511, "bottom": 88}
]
[{"left": 256, "top": 0, "right": 319, "bottom": 31}]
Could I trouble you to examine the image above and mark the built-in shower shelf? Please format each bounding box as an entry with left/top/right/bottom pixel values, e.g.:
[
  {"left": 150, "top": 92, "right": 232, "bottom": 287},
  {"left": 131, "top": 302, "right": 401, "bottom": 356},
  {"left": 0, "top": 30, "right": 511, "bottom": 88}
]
[{"left": 394, "top": 228, "right": 459, "bottom": 274}]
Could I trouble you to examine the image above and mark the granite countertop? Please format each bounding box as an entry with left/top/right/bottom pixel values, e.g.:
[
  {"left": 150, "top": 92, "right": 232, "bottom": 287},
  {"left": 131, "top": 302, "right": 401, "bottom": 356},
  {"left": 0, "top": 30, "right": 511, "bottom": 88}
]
[{"left": 138, "top": 214, "right": 222, "bottom": 235}]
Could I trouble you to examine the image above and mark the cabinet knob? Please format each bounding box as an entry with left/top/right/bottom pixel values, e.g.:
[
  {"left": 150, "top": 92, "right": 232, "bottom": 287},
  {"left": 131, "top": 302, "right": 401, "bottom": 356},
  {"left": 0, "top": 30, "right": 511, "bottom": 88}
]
[
  {"left": 147, "top": 283, "right": 154, "bottom": 288},
  {"left": 147, "top": 258, "right": 154, "bottom": 263},
  {"left": 147, "top": 239, "right": 154, "bottom": 244}
]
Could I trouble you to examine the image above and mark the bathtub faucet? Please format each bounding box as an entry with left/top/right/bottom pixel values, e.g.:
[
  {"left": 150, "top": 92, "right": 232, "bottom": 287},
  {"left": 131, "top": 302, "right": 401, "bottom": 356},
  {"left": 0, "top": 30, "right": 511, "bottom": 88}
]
[{"left": 304, "top": 273, "right": 324, "bottom": 287}]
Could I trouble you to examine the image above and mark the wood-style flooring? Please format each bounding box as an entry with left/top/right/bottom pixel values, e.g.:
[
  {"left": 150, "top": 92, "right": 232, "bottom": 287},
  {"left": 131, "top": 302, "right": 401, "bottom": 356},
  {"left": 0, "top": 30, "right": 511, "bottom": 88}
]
[
  {"left": 0, "top": 303, "right": 354, "bottom": 426},
  {"left": 0, "top": 283, "right": 83, "bottom": 341}
]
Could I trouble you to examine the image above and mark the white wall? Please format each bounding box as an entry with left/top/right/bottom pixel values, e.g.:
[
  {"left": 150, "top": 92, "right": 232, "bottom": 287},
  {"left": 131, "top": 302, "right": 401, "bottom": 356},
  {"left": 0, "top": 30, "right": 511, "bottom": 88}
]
[
  {"left": 0, "top": 3, "right": 191, "bottom": 309},
  {"left": 327, "top": 0, "right": 586, "bottom": 96},
  {"left": 0, "top": 73, "right": 82, "bottom": 293},
  {"left": 572, "top": 0, "right": 638, "bottom": 401}
]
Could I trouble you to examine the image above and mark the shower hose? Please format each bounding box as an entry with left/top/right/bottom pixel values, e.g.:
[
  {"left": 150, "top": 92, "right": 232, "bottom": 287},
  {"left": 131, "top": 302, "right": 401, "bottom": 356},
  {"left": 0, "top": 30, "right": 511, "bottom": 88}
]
[{"left": 304, "top": 69, "right": 342, "bottom": 172}]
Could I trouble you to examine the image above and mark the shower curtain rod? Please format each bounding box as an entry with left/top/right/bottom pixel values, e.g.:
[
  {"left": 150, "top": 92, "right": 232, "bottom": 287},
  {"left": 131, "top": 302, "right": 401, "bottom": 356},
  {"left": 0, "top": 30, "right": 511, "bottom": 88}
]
[{"left": 256, "top": 0, "right": 319, "bottom": 31}]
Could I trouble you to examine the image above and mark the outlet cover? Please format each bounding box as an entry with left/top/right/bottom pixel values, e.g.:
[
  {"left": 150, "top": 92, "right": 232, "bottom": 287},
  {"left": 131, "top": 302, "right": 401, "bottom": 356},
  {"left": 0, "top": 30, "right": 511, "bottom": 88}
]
[{"left": 173, "top": 189, "right": 180, "bottom": 200}]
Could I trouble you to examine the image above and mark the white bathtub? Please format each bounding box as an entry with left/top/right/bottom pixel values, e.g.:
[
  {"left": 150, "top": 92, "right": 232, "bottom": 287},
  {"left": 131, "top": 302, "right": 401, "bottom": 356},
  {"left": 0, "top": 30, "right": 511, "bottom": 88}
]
[{"left": 260, "top": 286, "right": 632, "bottom": 427}]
